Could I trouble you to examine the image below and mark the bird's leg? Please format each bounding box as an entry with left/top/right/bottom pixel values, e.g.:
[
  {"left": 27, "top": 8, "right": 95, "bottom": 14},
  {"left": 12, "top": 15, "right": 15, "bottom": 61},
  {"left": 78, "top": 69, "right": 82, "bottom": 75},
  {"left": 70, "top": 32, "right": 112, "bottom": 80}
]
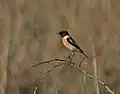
[
  {"left": 69, "top": 51, "right": 75, "bottom": 61},
  {"left": 64, "top": 54, "right": 69, "bottom": 59},
  {"left": 64, "top": 52, "right": 73, "bottom": 61},
  {"left": 66, "top": 51, "right": 75, "bottom": 62},
  {"left": 67, "top": 53, "right": 72, "bottom": 61},
  {"left": 64, "top": 51, "right": 75, "bottom": 64}
]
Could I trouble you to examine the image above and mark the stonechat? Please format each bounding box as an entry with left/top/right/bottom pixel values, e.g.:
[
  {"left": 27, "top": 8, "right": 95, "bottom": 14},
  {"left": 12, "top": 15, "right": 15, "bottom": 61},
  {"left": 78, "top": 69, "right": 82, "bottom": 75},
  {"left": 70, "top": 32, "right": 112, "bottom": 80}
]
[{"left": 57, "top": 30, "right": 88, "bottom": 58}]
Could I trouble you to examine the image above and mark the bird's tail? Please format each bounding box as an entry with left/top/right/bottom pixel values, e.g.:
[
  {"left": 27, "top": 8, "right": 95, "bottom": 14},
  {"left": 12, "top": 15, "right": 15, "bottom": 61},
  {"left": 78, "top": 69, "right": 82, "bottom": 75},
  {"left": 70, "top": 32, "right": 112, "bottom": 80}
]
[{"left": 79, "top": 49, "right": 88, "bottom": 59}]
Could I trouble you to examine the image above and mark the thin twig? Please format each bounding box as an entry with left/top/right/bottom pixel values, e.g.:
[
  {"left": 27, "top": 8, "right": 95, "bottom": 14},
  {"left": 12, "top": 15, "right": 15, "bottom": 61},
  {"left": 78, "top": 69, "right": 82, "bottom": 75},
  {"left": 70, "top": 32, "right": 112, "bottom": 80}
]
[
  {"left": 40, "top": 63, "right": 65, "bottom": 77},
  {"left": 30, "top": 60, "right": 55, "bottom": 68},
  {"left": 79, "top": 57, "right": 85, "bottom": 67},
  {"left": 31, "top": 55, "right": 115, "bottom": 94},
  {"left": 65, "top": 60, "right": 115, "bottom": 94},
  {"left": 30, "top": 58, "right": 74, "bottom": 68},
  {"left": 33, "top": 85, "right": 38, "bottom": 94}
]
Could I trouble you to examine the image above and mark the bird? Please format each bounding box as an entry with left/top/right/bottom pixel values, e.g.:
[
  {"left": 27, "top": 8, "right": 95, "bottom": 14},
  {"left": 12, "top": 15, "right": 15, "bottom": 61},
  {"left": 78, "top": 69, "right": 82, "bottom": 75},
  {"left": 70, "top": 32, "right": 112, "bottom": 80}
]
[{"left": 57, "top": 30, "right": 88, "bottom": 59}]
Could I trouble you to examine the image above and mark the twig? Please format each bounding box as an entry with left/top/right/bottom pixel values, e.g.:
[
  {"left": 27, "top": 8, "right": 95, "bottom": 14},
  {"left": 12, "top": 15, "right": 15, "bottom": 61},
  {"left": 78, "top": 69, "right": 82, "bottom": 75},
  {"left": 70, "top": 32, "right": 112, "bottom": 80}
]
[
  {"left": 40, "top": 63, "right": 65, "bottom": 77},
  {"left": 30, "top": 56, "right": 115, "bottom": 94},
  {"left": 30, "top": 60, "right": 55, "bottom": 68},
  {"left": 33, "top": 85, "right": 38, "bottom": 94},
  {"left": 30, "top": 58, "right": 74, "bottom": 68},
  {"left": 79, "top": 57, "right": 85, "bottom": 67},
  {"left": 65, "top": 60, "right": 115, "bottom": 94}
]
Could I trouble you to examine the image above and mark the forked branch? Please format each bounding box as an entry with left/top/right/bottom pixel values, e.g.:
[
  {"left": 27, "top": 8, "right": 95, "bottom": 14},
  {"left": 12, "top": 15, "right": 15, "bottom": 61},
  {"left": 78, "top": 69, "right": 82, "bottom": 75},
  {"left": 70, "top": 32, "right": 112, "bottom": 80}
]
[{"left": 30, "top": 54, "right": 115, "bottom": 94}]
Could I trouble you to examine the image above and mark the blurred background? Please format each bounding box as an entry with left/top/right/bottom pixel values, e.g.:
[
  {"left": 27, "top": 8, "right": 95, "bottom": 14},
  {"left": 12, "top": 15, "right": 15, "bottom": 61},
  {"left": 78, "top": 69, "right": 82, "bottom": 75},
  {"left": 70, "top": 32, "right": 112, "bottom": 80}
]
[{"left": 0, "top": 0, "right": 120, "bottom": 94}]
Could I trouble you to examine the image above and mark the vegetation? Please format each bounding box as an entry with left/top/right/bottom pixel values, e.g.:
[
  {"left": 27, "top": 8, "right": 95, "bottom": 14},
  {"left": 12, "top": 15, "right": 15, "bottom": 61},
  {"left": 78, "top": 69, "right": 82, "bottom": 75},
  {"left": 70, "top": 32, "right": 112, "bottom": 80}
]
[{"left": 0, "top": 0, "right": 119, "bottom": 94}]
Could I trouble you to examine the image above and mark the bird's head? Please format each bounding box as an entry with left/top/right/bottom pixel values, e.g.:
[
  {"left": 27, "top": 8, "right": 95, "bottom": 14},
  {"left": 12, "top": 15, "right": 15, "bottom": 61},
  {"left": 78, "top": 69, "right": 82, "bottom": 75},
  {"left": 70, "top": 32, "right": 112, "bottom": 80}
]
[{"left": 57, "top": 30, "right": 69, "bottom": 38}]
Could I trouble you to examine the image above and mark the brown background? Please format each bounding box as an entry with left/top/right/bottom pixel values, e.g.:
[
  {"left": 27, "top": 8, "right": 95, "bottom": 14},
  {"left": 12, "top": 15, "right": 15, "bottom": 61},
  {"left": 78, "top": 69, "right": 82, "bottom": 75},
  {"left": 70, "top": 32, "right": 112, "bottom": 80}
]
[{"left": 0, "top": 0, "right": 120, "bottom": 94}]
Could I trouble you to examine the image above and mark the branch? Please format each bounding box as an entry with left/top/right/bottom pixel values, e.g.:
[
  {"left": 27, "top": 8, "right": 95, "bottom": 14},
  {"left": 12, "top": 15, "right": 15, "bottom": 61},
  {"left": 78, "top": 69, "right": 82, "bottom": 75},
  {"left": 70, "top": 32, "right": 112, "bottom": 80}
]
[
  {"left": 40, "top": 62, "right": 65, "bottom": 77},
  {"left": 30, "top": 60, "right": 55, "bottom": 68},
  {"left": 79, "top": 57, "right": 85, "bottom": 67},
  {"left": 30, "top": 56, "right": 115, "bottom": 94},
  {"left": 67, "top": 60, "right": 115, "bottom": 94},
  {"left": 33, "top": 85, "right": 38, "bottom": 94}
]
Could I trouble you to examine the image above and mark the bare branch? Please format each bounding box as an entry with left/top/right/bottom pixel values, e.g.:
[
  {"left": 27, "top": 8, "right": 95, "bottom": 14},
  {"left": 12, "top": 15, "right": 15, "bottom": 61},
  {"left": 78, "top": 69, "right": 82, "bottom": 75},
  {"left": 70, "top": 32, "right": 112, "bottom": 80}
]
[
  {"left": 30, "top": 59, "right": 55, "bottom": 68},
  {"left": 40, "top": 63, "right": 65, "bottom": 77},
  {"left": 68, "top": 60, "right": 115, "bottom": 94},
  {"left": 79, "top": 57, "right": 85, "bottom": 67},
  {"left": 33, "top": 85, "right": 38, "bottom": 94},
  {"left": 30, "top": 53, "right": 115, "bottom": 94},
  {"left": 30, "top": 58, "right": 74, "bottom": 68}
]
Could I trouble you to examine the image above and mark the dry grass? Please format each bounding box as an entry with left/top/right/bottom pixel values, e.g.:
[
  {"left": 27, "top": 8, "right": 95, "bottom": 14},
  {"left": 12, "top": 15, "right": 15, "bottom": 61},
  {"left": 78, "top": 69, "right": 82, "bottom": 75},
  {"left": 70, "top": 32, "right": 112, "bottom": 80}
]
[
  {"left": 0, "top": 0, "right": 120, "bottom": 94},
  {"left": 89, "top": 36, "right": 100, "bottom": 94}
]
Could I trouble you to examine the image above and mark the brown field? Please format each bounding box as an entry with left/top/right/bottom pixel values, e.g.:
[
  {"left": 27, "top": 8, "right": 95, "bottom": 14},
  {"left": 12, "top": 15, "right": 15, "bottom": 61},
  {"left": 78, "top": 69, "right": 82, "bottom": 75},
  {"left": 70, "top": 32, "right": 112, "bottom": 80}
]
[{"left": 0, "top": 0, "right": 120, "bottom": 94}]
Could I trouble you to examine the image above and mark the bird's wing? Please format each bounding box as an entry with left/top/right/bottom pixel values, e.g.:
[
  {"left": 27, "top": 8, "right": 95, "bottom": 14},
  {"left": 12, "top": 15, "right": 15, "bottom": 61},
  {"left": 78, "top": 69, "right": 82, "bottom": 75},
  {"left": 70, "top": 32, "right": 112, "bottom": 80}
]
[
  {"left": 67, "top": 36, "right": 88, "bottom": 58},
  {"left": 66, "top": 36, "right": 80, "bottom": 50}
]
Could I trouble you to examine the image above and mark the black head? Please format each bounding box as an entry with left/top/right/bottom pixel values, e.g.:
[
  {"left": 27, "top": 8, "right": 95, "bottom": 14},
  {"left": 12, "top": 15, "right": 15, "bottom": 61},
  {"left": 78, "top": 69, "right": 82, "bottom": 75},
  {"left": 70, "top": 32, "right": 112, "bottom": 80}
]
[{"left": 57, "top": 30, "right": 69, "bottom": 38}]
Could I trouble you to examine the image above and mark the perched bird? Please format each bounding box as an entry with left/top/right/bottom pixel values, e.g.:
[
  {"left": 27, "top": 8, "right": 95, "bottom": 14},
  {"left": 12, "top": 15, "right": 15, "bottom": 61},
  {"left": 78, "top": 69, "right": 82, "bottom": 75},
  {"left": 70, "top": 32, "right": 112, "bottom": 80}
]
[{"left": 57, "top": 30, "right": 88, "bottom": 58}]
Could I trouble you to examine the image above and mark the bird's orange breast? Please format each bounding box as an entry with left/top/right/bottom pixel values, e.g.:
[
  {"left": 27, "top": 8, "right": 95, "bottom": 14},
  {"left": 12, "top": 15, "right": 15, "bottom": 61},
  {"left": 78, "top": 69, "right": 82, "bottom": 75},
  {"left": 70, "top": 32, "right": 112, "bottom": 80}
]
[{"left": 62, "top": 38, "right": 76, "bottom": 51}]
